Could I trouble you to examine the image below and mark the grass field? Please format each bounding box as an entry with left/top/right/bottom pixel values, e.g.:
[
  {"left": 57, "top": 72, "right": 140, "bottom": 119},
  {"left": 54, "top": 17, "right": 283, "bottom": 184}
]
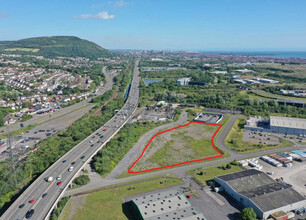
[
  {"left": 4, "top": 48, "right": 40, "bottom": 52},
  {"left": 225, "top": 118, "right": 292, "bottom": 153},
  {"left": 131, "top": 122, "right": 220, "bottom": 172},
  {"left": 239, "top": 90, "right": 273, "bottom": 101},
  {"left": 60, "top": 176, "right": 183, "bottom": 220},
  {"left": 192, "top": 163, "right": 245, "bottom": 186}
]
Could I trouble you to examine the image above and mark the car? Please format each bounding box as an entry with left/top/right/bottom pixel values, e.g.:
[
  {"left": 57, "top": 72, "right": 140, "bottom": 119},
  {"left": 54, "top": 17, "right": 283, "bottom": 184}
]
[
  {"left": 26, "top": 209, "right": 34, "bottom": 219},
  {"left": 29, "top": 199, "right": 35, "bottom": 203},
  {"left": 68, "top": 166, "right": 74, "bottom": 172},
  {"left": 56, "top": 175, "right": 62, "bottom": 180},
  {"left": 42, "top": 193, "right": 48, "bottom": 198},
  {"left": 19, "top": 204, "right": 25, "bottom": 208},
  {"left": 103, "top": 128, "right": 107, "bottom": 131},
  {"left": 92, "top": 136, "right": 95, "bottom": 138},
  {"left": 90, "top": 144, "right": 94, "bottom": 147},
  {"left": 80, "top": 155, "right": 85, "bottom": 159},
  {"left": 71, "top": 161, "right": 75, "bottom": 165},
  {"left": 97, "top": 141, "right": 101, "bottom": 143},
  {"left": 62, "top": 160, "right": 67, "bottom": 163},
  {"left": 57, "top": 181, "right": 62, "bottom": 186}
]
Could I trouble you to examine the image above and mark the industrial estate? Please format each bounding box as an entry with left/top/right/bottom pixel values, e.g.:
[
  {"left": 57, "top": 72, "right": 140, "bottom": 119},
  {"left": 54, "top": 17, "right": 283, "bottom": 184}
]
[{"left": 0, "top": 3, "right": 305, "bottom": 220}]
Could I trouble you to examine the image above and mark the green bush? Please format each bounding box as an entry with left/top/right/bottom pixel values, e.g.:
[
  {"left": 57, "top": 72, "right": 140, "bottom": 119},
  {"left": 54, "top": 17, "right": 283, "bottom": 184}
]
[
  {"left": 73, "top": 175, "right": 90, "bottom": 186},
  {"left": 50, "top": 197, "right": 70, "bottom": 220}
]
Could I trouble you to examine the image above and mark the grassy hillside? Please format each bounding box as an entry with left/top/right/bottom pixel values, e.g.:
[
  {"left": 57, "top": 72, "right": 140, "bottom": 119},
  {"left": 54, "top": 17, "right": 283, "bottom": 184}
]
[{"left": 0, "top": 36, "right": 114, "bottom": 59}]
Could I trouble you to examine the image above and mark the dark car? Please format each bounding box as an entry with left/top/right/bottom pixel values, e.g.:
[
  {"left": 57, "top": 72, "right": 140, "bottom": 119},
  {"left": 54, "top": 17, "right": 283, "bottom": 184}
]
[
  {"left": 80, "top": 156, "right": 85, "bottom": 159},
  {"left": 26, "top": 209, "right": 34, "bottom": 219},
  {"left": 71, "top": 161, "right": 75, "bottom": 165},
  {"left": 62, "top": 160, "right": 67, "bottom": 163},
  {"left": 42, "top": 193, "right": 48, "bottom": 198},
  {"left": 19, "top": 204, "right": 25, "bottom": 208}
]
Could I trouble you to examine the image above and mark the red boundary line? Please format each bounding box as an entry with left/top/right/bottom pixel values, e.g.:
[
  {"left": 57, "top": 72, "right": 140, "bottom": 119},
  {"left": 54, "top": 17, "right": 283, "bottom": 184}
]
[{"left": 128, "top": 121, "right": 223, "bottom": 174}]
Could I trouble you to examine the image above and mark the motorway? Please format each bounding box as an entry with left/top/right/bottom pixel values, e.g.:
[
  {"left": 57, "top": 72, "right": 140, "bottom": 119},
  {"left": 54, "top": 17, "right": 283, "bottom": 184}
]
[{"left": 1, "top": 60, "right": 140, "bottom": 220}]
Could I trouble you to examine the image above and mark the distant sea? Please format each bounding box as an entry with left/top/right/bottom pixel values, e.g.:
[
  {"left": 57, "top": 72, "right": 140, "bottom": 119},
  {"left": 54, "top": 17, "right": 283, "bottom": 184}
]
[{"left": 198, "top": 51, "right": 306, "bottom": 59}]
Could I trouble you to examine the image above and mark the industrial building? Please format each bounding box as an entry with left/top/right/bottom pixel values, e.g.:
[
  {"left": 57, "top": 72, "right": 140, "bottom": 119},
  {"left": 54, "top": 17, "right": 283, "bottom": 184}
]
[
  {"left": 177, "top": 78, "right": 191, "bottom": 86},
  {"left": 215, "top": 169, "right": 306, "bottom": 220},
  {"left": 130, "top": 190, "right": 207, "bottom": 220},
  {"left": 245, "top": 116, "right": 306, "bottom": 135},
  {"left": 194, "top": 113, "right": 223, "bottom": 124}
]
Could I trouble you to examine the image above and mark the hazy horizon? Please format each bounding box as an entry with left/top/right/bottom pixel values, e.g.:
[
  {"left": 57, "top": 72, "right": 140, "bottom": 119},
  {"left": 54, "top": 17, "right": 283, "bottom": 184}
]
[{"left": 1, "top": 0, "right": 306, "bottom": 51}]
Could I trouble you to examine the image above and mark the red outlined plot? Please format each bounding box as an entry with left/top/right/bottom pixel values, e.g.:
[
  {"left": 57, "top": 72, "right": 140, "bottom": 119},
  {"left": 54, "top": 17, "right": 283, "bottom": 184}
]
[{"left": 128, "top": 121, "right": 223, "bottom": 174}]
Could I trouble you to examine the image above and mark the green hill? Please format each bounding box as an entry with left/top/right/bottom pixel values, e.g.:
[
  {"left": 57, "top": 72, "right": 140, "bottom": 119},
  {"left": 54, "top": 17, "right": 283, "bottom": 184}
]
[{"left": 0, "top": 36, "right": 114, "bottom": 59}]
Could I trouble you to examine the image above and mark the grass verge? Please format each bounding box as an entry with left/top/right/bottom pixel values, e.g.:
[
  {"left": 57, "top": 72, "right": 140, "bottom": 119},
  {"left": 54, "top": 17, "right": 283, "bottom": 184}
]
[
  {"left": 60, "top": 176, "right": 183, "bottom": 220},
  {"left": 192, "top": 163, "right": 245, "bottom": 186}
]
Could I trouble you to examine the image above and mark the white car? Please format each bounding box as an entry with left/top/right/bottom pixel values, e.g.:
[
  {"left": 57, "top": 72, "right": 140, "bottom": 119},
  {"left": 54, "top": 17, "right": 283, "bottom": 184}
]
[
  {"left": 56, "top": 175, "right": 62, "bottom": 180},
  {"left": 68, "top": 166, "right": 74, "bottom": 172}
]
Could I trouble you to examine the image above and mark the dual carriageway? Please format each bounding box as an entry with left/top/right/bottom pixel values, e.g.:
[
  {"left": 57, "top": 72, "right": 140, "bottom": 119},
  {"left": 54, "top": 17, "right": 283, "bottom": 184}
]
[{"left": 2, "top": 59, "right": 140, "bottom": 220}]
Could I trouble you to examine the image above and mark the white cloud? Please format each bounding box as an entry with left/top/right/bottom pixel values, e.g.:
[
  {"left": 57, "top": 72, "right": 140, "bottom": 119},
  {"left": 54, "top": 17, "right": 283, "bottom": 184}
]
[
  {"left": 114, "top": 0, "right": 127, "bottom": 7},
  {"left": 108, "top": 0, "right": 127, "bottom": 8},
  {"left": 95, "top": 11, "right": 115, "bottom": 19},
  {"left": 75, "top": 11, "right": 115, "bottom": 20},
  {"left": 0, "top": 13, "right": 8, "bottom": 18}
]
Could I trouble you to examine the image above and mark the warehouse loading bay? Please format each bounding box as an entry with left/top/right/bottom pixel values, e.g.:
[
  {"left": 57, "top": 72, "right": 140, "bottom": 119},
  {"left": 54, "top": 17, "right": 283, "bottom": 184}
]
[{"left": 244, "top": 157, "right": 306, "bottom": 196}]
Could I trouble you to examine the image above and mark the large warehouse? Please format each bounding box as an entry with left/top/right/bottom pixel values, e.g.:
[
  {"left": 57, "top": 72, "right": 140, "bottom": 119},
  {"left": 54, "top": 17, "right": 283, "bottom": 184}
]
[
  {"left": 215, "top": 169, "right": 306, "bottom": 220},
  {"left": 130, "top": 190, "right": 206, "bottom": 220},
  {"left": 269, "top": 116, "right": 306, "bottom": 135},
  {"left": 245, "top": 116, "right": 306, "bottom": 135}
]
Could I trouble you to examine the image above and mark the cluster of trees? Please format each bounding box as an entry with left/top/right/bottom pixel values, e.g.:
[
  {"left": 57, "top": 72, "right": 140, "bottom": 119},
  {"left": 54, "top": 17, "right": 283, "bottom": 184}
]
[
  {"left": 91, "top": 121, "right": 165, "bottom": 176},
  {"left": 0, "top": 61, "right": 133, "bottom": 212},
  {"left": 141, "top": 78, "right": 306, "bottom": 118},
  {"left": 49, "top": 197, "right": 70, "bottom": 220},
  {"left": 263, "top": 85, "right": 296, "bottom": 94},
  {"left": 0, "top": 107, "right": 13, "bottom": 126},
  {"left": 266, "top": 73, "right": 306, "bottom": 83},
  {"left": 142, "top": 69, "right": 215, "bottom": 84},
  {"left": 73, "top": 175, "right": 90, "bottom": 186}
]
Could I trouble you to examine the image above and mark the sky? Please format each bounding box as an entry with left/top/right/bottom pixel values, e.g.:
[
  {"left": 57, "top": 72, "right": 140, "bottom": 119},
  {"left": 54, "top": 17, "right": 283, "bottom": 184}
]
[{"left": 0, "top": 0, "right": 306, "bottom": 51}]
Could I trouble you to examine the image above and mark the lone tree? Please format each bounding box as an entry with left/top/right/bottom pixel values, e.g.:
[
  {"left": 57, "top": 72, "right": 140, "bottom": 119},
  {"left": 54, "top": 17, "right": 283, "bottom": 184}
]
[{"left": 240, "top": 207, "right": 257, "bottom": 220}]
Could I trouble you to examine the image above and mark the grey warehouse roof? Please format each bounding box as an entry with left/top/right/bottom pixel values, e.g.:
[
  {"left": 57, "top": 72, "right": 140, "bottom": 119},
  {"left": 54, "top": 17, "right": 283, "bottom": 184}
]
[
  {"left": 216, "top": 169, "right": 306, "bottom": 212},
  {"left": 270, "top": 116, "right": 306, "bottom": 130},
  {"left": 132, "top": 190, "right": 206, "bottom": 220}
]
